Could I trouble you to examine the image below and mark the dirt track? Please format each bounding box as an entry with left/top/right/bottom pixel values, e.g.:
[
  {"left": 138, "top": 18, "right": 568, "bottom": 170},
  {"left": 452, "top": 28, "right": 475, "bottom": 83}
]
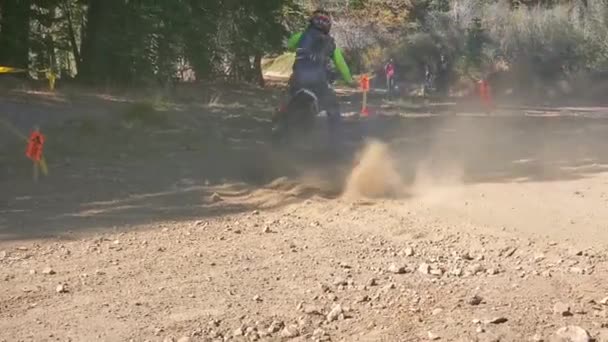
[{"left": 2, "top": 87, "right": 608, "bottom": 342}]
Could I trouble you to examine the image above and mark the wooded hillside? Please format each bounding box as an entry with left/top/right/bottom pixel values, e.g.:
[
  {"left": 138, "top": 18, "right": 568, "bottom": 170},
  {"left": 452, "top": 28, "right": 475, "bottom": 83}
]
[{"left": 1, "top": 0, "right": 607, "bottom": 94}]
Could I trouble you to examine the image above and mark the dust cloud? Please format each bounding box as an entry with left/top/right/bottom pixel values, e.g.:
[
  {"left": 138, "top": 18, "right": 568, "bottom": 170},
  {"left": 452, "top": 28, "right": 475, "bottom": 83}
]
[{"left": 342, "top": 139, "right": 404, "bottom": 199}]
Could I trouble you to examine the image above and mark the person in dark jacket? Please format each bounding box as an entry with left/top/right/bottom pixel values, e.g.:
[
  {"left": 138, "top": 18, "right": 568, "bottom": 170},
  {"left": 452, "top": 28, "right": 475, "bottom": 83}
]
[{"left": 283, "top": 9, "right": 355, "bottom": 144}]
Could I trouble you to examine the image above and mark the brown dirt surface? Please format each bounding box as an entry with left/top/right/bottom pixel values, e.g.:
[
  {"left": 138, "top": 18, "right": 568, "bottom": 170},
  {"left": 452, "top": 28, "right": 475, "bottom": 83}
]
[{"left": 2, "top": 85, "right": 608, "bottom": 342}]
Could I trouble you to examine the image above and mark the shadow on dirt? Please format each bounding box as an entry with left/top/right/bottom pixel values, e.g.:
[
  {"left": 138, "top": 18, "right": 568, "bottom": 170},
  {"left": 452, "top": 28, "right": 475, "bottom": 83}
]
[
  {"left": 0, "top": 87, "right": 354, "bottom": 242},
  {"left": 363, "top": 114, "right": 608, "bottom": 185},
  {"left": 3, "top": 86, "right": 608, "bottom": 242}
]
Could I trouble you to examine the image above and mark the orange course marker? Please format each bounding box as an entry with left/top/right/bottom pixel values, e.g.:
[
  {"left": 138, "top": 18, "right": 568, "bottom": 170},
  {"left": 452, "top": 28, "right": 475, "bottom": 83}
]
[
  {"left": 360, "top": 74, "right": 370, "bottom": 117},
  {"left": 26, "top": 129, "right": 45, "bottom": 162},
  {"left": 359, "top": 74, "right": 370, "bottom": 92}
]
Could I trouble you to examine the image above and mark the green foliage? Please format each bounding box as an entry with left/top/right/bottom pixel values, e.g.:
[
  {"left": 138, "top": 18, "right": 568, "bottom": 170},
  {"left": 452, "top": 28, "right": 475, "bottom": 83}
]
[
  {"left": 464, "top": 18, "right": 488, "bottom": 72},
  {"left": 349, "top": 0, "right": 367, "bottom": 10},
  {"left": 0, "top": 0, "right": 31, "bottom": 69},
  {"left": 429, "top": 0, "right": 450, "bottom": 12},
  {"left": 0, "top": 0, "right": 301, "bottom": 85},
  {"left": 3, "top": 0, "right": 608, "bottom": 92},
  {"left": 395, "top": 8, "right": 465, "bottom": 83},
  {"left": 393, "top": 0, "right": 608, "bottom": 92}
]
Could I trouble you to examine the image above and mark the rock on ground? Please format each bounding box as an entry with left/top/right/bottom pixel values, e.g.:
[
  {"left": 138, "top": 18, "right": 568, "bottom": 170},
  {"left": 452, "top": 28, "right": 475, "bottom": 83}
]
[{"left": 550, "top": 326, "right": 592, "bottom": 342}]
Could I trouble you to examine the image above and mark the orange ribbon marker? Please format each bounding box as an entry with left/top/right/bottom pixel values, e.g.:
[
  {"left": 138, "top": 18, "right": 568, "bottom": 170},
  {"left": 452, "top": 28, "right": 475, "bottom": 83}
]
[
  {"left": 25, "top": 129, "right": 46, "bottom": 181},
  {"left": 0, "top": 119, "right": 48, "bottom": 179},
  {"left": 360, "top": 74, "right": 370, "bottom": 92},
  {"left": 26, "top": 129, "right": 45, "bottom": 162},
  {"left": 360, "top": 74, "right": 370, "bottom": 117}
]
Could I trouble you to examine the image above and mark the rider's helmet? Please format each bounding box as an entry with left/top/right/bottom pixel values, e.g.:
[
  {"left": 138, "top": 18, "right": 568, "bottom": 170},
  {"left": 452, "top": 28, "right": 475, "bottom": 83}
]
[{"left": 310, "top": 9, "right": 332, "bottom": 34}]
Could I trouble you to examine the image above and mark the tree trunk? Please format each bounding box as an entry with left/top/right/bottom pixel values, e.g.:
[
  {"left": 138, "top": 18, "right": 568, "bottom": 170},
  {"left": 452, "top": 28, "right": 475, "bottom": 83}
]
[
  {"left": 79, "top": 0, "right": 103, "bottom": 81},
  {"left": 47, "top": 34, "right": 56, "bottom": 72},
  {"left": 62, "top": 0, "right": 81, "bottom": 74},
  {"left": 80, "top": 0, "right": 123, "bottom": 83},
  {"left": 0, "top": 0, "right": 31, "bottom": 70},
  {"left": 254, "top": 53, "right": 265, "bottom": 87}
]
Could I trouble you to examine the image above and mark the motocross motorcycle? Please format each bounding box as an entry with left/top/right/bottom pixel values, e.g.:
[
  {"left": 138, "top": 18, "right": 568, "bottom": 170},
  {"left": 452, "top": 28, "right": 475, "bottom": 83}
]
[{"left": 271, "top": 70, "right": 337, "bottom": 146}]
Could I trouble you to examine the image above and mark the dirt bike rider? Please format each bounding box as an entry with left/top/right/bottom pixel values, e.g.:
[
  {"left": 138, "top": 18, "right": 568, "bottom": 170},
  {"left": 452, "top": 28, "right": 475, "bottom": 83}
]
[{"left": 281, "top": 9, "right": 355, "bottom": 144}]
